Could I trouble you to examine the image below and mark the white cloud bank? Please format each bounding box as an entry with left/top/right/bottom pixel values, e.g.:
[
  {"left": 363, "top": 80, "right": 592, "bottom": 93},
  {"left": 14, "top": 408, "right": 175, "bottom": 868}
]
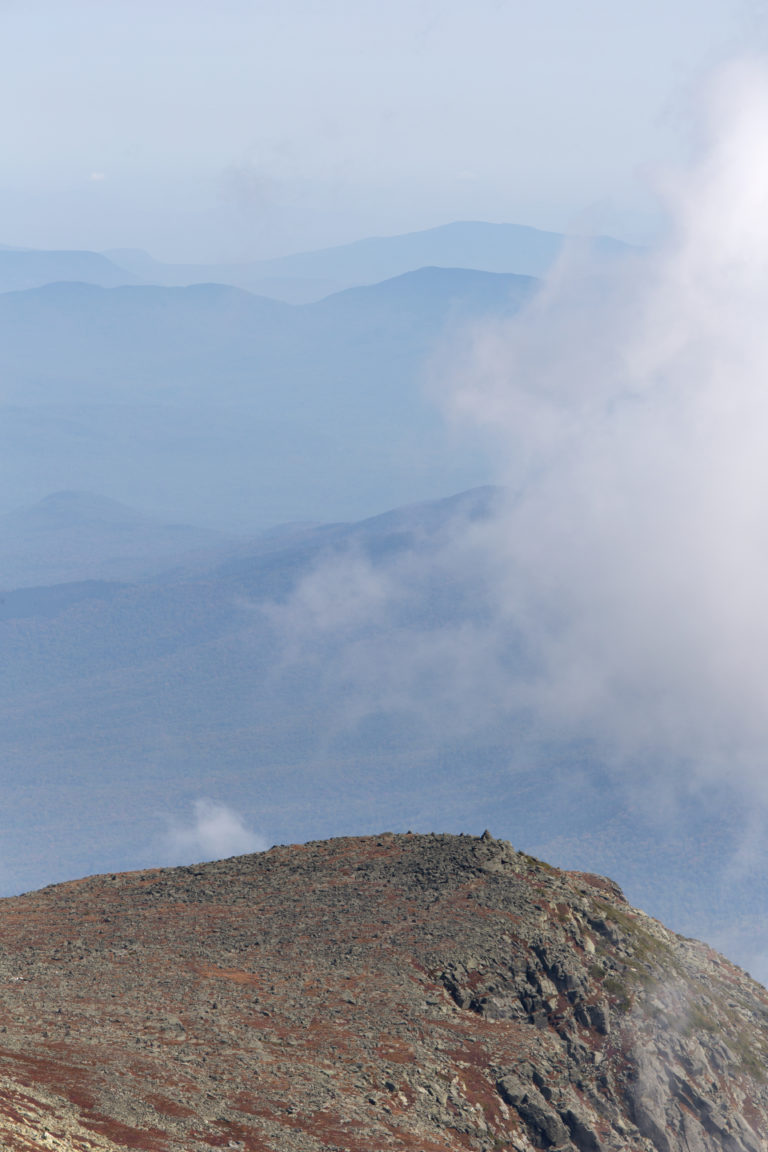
[
  {"left": 437, "top": 57, "right": 768, "bottom": 796},
  {"left": 261, "top": 58, "right": 768, "bottom": 813}
]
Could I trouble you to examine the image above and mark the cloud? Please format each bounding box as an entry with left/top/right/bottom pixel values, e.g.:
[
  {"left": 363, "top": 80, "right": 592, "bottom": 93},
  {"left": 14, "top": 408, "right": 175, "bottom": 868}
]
[
  {"left": 432, "top": 56, "right": 768, "bottom": 795},
  {"left": 256, "top": 505, "right": 519, "bottom": 748},
  {"left": 256, "top": 57, "right": 768, "bottom": 813},
  {"left": 164, "top": 799, "right": 267, "bottom": 864}
]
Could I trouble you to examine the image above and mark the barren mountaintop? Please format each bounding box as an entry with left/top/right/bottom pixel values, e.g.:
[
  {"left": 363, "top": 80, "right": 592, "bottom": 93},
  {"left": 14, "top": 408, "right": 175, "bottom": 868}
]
[{"left": 0, "top": 832, "right": 766, "bottom": 1151}]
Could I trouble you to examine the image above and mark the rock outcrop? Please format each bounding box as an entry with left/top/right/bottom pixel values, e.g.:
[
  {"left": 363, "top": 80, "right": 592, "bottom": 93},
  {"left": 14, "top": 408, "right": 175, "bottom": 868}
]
[{"left": 0, "top": 832, "right": 765, "bottom": 1150}]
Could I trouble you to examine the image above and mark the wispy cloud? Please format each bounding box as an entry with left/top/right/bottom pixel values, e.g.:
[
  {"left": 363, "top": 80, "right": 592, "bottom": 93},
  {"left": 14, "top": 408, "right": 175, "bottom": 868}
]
[{"left": 164, "top": 799, "right": 266, "bottom": 864}]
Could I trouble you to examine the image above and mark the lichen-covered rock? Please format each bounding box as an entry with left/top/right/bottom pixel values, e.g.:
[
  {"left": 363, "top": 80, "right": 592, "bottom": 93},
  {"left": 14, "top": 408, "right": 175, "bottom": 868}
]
[{"left": 0, "top": 832, "right": 764, "bottom": 1149}]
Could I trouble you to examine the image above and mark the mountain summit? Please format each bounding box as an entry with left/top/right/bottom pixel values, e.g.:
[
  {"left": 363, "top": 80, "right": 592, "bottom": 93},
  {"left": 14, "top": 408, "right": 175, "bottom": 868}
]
[{"left": 0, "top": 832, "right": 765, "bottom": 1150}]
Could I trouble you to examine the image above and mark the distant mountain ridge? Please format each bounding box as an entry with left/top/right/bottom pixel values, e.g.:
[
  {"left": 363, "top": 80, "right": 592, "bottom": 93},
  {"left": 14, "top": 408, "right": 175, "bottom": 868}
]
[
  {"left": 0, "top": 247, "right": 139, "bottom": 293},
  {"left": 0, "top": 266, "right": 533, "bottom": 405},
  {"left": 0, "top": 265, "right": 532, "bottom": 527},
  {"left": 0, "top": 220, "right": 631, "bottom": 301},
  {"left": 103, "top": 220, "right": 632, "bottom": 300},
  {"left": 247, "top": 218, "right": 632, "bottom": 283}
]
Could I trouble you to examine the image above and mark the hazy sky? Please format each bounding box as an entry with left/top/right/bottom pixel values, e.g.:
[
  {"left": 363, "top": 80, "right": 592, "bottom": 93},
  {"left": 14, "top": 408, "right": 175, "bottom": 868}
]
[{"left": 0, "top": 1, "right": 757, "bottom": 259}]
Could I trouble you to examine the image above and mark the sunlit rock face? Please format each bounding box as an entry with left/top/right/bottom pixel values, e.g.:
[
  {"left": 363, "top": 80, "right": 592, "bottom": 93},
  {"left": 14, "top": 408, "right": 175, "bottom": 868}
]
[{"left": 0, "top": 831, "right": 765, "bottom": 1151}]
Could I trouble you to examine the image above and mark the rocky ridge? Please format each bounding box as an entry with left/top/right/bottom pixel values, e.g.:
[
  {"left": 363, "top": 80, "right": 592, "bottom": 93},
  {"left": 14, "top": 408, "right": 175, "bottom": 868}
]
[{"left": 0, "top": 832, "right": 765, "bottom": 1150}]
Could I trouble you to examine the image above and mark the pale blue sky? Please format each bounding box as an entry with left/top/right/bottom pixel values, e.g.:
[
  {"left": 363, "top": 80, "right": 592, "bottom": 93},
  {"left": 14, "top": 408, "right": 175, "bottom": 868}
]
[{"left": 0, "top": 0, "right": 757, "bottom": 259}]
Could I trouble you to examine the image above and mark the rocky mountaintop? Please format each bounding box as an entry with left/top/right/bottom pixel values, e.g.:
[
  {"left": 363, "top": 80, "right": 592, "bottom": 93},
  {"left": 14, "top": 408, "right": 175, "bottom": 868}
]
[{"left": 0, "top": 832, "right": 766, "bottom": 1151}]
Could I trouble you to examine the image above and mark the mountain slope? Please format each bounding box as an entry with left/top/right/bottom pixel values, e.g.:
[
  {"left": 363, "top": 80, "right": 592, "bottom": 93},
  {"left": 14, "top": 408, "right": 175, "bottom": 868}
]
[
  {"left": 102, "top": 247, "right": 343, "bottom": 303},
  {"left": 0, "top": 832, "right": 764, "bottom": 1151},
  {"left": 104, "top": 220, "right": 630, "bottom": 300},
  {"left": 0, "top": 267, "right": 533, "bottom": 405},
  {"left": 0, "top": 268, "right": 531, "bottom": 525},
  {"left": 0, "top": 491, "right": 235, "bottom": 588},
  {"left": 0, "top": 248, "right": 139, "bottom": 292},
  {"left": 252, "top": 219, "right": 631, "bottom": 284}
]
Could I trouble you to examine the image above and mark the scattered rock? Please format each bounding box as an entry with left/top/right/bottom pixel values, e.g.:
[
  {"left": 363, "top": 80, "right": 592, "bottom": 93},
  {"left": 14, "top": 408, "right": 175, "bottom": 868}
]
[{"left": 0, "top": 833, "right": 762, "bottom": 1149}]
